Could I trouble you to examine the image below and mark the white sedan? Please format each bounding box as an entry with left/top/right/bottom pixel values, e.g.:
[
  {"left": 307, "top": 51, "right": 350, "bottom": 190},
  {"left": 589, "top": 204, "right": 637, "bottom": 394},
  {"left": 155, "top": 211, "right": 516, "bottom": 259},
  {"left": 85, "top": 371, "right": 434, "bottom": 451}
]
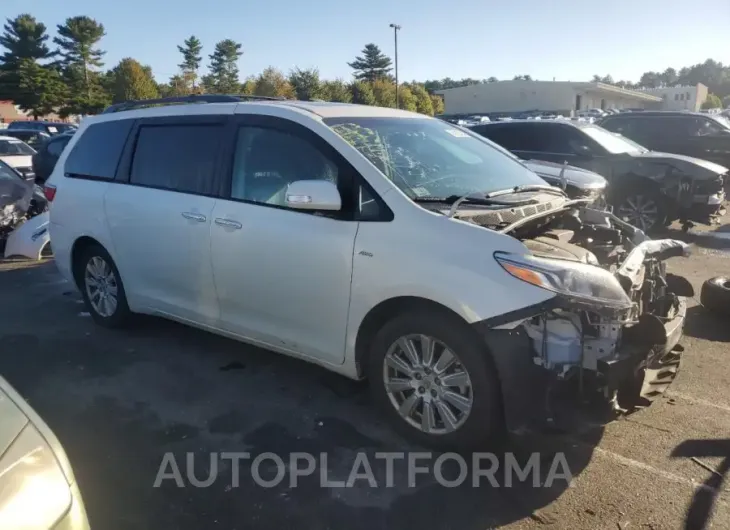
[{"left": 0, "top": 136, "right": 36, "bottom": 180}]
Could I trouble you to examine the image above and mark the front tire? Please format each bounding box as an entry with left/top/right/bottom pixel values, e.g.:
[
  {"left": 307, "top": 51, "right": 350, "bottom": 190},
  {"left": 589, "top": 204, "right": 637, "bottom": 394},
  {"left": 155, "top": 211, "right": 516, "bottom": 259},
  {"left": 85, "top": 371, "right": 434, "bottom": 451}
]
[
  {"left": 611, "top": 183, "right": 668, "bottom": 233},
  {"left": 367, "top": 310, "right": 502, "bottom": 450},
  {"left": 76, "top": 245, "right": 132, "bottom": 328}
]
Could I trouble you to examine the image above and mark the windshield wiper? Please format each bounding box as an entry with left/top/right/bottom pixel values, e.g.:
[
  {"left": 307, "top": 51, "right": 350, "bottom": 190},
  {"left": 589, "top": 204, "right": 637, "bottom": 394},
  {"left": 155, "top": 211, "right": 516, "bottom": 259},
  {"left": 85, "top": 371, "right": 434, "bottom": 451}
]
[
  {"left": 484, "top": 184, "right": 567, "bottom": 199},
  {"left": 413, "top": 193, "right": 539, "bottom": 217}
]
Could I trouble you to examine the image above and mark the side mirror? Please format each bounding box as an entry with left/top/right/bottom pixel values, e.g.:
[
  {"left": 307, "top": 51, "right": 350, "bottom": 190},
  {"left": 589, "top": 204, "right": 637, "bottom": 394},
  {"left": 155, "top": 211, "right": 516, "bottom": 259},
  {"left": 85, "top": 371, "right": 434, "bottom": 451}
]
[{"left": 285, "top": 180, "right": 341, "bottom": 211}]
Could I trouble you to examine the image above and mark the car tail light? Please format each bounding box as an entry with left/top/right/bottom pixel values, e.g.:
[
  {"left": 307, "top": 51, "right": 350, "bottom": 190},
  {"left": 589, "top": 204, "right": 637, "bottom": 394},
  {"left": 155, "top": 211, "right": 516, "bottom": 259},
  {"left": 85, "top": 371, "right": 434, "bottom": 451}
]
[{"left": 44, "top": 184, "right": 57, "bottom": 202}]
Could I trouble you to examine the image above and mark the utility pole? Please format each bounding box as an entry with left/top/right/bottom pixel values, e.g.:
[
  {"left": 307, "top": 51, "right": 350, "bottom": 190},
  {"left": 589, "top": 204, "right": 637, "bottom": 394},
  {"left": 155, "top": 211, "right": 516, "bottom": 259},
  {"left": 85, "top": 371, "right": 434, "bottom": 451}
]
[{"left": 389, "top": 23, "right": 401, "bottom": 108}]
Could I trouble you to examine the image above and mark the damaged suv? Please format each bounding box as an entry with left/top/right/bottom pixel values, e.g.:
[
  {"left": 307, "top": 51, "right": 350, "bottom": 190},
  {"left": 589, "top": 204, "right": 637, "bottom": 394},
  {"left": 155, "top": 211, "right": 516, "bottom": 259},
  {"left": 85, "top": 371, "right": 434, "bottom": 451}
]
[{"left": 48, "top": 96, "right": 690, "bottom": 449}]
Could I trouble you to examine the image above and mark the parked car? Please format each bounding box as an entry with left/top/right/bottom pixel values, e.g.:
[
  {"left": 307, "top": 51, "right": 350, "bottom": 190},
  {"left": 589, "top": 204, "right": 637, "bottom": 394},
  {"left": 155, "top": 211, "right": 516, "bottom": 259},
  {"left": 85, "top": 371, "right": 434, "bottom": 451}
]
[
  {"left": 7, "top": 120, "right": 77, "bottom": 136},
  {"left": 469, "top": 120, "right": 727, "bottom": 231},
  {"left": 597, "top": 111, "right": 730, "bottom": 171},
  {"left": 1, "top": 129, "right": 52, "bottom": 149},
  {"left": 523, "top": 159, "right": 607, "bottom": 206},
  {"left": 32, "top": 131, "right": 74, "bottom": 183},
  {"left": 0, "top": 135, "right": 36, "bottom": 180},
  {"left": 0, "top": 159, "right": 48, "bottom": 246},
  {"left": 0, "top": 375, "right": 90, "bottom": 529},
  {"left": 47, "top": 95, "right": 690, "bottom": 449}
]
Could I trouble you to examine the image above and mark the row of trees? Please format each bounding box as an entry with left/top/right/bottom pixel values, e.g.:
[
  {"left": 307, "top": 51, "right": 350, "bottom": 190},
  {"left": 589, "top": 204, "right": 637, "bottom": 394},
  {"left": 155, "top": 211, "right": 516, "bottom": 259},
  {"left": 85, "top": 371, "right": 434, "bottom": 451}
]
[{"left": 1, "top": 12, "right": 728, "bottom": 118}]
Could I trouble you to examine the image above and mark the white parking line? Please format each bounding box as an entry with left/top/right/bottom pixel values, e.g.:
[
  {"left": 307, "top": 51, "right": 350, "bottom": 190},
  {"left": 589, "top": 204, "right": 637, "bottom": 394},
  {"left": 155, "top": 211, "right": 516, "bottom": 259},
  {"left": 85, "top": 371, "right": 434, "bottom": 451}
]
[
  {"left": 593, "top": 447, "right": 722, "bottom": 494},
  {"left": 665, "top": 391, "right": 730, "bottom": 413}
]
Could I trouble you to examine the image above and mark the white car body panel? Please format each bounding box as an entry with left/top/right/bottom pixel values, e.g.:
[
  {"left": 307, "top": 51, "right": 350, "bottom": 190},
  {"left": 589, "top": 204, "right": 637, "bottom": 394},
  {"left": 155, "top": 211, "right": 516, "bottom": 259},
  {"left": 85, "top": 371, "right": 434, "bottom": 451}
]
[
  {"left": 0, "top": 154, "right": 33, "bottom": 169},
  {"left": 3, "top": 211, "right": 50, "bottom": 260},
  {"left": 48, "top": 101, "right": 557, "bottom": 380}
]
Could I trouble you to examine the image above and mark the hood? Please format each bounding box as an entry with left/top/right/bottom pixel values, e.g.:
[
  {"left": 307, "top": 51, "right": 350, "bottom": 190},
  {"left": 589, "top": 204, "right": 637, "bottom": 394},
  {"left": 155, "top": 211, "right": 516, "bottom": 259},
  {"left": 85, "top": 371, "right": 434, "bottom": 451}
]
[
  {"left": 524, "top": 159, "right": 607, "bottom": 190},
  {"left": 630, "top": 151, "right": 728, "bottom": 178},
  {"left": 0, "top": 155, "right": 33, "bottom": 169}
]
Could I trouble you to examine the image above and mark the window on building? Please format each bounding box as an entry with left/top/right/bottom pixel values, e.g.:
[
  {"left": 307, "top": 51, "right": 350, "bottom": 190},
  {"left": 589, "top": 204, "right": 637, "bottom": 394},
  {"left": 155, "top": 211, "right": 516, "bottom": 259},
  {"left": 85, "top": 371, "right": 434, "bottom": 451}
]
[{"left": 675, "top": 94, "right": 679, "bottom": 101}]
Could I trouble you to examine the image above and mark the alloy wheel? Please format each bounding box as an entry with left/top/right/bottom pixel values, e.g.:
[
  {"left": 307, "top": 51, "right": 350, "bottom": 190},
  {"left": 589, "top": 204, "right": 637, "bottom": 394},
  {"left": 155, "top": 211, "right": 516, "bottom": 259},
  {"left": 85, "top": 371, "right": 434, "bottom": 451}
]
[
  {"left": 618, "top": 194, "right": 659, "bottom": 231},
  {"left": 382, "top": 334, "right": 473, "bottom": 435},
  {"left": 84, "top": 256, "right": 118, "bottom": 318}
]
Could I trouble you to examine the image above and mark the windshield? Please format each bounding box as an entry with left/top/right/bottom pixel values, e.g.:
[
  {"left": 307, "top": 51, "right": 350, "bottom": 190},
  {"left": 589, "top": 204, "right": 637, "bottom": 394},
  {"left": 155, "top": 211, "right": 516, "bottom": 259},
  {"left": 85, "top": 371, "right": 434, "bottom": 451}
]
[
  {"left": 324, "top": 117, "right": 546, "bottom": 199},
  {"left": 581, "top": 125, "right": 645, "bottom": 154},
  {"left": 0, "top": 139, "right": 34, "bottom": 156}
]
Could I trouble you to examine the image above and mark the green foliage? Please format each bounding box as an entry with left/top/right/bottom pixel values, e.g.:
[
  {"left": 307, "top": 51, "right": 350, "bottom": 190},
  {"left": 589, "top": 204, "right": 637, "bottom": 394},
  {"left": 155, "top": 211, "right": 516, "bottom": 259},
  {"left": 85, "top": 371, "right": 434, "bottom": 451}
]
[
  {"left": 109, "top": 58, "right": 158, "bottom": 103},
  {"left": 371, "top": 78, "right": 396, "bottom": 108},
  {"left": 397, "top": 85, "right": 417, "bottom": 112},
  {"left": 54, "top": 16, "right": 105, "bottom": 69},
  {"left": 513, "top": 74, "right": 533, "bottom": 81},
  {"left": 17, "top": 59, "right": 66, "bottom": 117},
  {"left": 288, "top": 67, "right": 323, "bottom": 101},
  {"left": 54, "top": 16, "right": 106, "bottom": 115},
  {"left": 254, "top": 67, "right": 295, "bottom": 98},
  {"left": 240, "top": 76, "right": 256, "bottom": 95},
  {"left": 177, "top": 35, "right": 202, "bottom": 89},
  {"left": 350, "top": 80, "right": 376, "bottom": 106},
  {"left": 422, "top": 77, "right": 492, "bottom": 92},
  {"left": 0, "top": 14, "right": 56, "bottom": 107},
  {"left": 702, "top": 93, "right": 722, "bottom": 109},
  {"left": 430, "top": 94, "right": 444, "bottom": 115},
  {"left": 348, "top": 43, "right": 392, "bottom": 82},
  {"left": 321, "top": 78, "right": 351, "bottom": 103},
  {"left": 205, "top": 39, "right": 242, "bottom": 94},
  {"left": 410, "top": 84, "right": 434, "bottom": 115}
]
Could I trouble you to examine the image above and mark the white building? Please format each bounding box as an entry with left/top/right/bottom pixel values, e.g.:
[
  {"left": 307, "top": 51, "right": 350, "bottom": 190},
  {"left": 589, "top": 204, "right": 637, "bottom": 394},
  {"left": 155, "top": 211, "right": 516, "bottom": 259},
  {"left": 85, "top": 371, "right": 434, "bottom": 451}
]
[
  {"left": 635, "top": 84, "right": 708, "bottom": 112},
  {"left": 434, "top": 80, "right": 662, "bottom": 116}
]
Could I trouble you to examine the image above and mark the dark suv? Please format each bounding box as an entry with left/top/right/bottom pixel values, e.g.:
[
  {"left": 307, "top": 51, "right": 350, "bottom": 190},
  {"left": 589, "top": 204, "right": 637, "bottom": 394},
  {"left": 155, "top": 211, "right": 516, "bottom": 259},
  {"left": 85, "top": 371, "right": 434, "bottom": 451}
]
[
  {"left": 470, "top": 119, "right": 727, "bottom": 231},
  {"left": 598, "top": 111, "right": 730, "bottom": 170},
  {"left": 7, "top": 120, "right": 76, "bottom": 136}
]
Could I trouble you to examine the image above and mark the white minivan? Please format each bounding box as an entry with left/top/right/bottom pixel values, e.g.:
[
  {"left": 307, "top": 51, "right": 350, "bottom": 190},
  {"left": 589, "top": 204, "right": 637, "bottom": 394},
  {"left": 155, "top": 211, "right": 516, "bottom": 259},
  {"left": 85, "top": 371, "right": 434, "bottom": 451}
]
[{"left": 47, "top": 96, "right": 689, "bottom": 449}]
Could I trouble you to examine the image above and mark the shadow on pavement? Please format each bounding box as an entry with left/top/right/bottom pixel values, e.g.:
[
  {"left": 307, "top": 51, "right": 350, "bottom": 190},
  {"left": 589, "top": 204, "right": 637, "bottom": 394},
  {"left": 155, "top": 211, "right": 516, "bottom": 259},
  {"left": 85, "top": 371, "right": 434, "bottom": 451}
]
[
  {"left": 683, "top": 305, "right": 730, "bottom": 342},
  {"left": 671, "top": 439, "right": 730, "bottom": 530}
]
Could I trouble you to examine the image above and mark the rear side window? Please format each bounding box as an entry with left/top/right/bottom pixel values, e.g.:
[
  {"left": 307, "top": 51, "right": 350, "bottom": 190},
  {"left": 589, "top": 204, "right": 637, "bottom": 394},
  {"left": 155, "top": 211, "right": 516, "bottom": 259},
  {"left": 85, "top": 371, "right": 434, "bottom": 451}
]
[
  {"left": 65, "top": 120, "right": 133, "bottom": 179},
  {"left": 477, "top": 125, "right": 528, "bottom": 151},
  {"left": 47, "top": 136, "right": 70, "bottom": 156},
  {"left": 130, "top": 124, "right": 224, "bottom": 195}
]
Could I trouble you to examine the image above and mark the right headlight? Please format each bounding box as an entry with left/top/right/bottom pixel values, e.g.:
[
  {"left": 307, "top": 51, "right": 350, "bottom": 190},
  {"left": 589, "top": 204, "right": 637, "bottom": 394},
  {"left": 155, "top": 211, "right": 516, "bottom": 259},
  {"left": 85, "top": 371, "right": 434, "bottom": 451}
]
[{"left": 495, "top": 252, "right": 633, "bottom": 311}]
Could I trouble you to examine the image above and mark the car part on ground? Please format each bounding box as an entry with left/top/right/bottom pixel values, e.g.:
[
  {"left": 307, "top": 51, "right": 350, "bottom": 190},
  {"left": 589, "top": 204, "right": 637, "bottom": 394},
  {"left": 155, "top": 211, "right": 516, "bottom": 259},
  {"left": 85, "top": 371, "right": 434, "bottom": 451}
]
[
  {"left": 0, "top": 375, "right": 90, "bottom": 529},
  {"left": 700, "top": 276, "right": 730, "bottom": 315}
]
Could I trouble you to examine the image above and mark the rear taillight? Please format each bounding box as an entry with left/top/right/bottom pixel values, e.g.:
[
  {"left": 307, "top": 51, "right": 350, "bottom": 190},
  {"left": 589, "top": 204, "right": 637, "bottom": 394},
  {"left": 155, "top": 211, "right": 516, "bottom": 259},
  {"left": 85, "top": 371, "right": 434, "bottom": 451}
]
[{"left": 43, "top": 184, "right": 57, "bottom": 202}]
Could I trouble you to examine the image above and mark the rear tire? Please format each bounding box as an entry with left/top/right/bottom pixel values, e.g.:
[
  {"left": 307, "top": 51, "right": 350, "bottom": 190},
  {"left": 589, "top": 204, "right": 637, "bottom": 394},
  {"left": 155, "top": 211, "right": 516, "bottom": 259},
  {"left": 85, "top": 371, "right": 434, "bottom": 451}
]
[
  {"left": 75, "top": 245, "right": 132, "bottom": 328},
  {"left": 367, "top": 309, "right": 502, "bottom": 451},
  {"left": 701, "top": 276, "right": 730, "bottom": 315}
]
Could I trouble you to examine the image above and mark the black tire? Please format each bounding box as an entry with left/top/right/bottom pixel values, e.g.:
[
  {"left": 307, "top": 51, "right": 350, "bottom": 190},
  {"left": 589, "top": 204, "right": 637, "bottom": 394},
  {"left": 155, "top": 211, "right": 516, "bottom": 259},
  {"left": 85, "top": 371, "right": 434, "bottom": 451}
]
[
  {"left": 367, "top": 309, "right": 502, "bottom": 451},
  {"left": 700, "top": 276, "right": 730, "bottom": 315},
  {"left": 75, "top": 244, "right": 132, "bottom": 328},
  {"left": 610, "top": 182, "right": 668, "bottom": 233}
]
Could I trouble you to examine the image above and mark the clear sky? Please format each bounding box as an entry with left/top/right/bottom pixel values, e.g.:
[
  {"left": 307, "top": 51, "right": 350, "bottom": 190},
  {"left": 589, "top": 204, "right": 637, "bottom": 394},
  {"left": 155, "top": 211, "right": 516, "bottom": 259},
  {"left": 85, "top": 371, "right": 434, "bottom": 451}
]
[{"left": 4, "top": 0, "right": 730, "bottom": 83}]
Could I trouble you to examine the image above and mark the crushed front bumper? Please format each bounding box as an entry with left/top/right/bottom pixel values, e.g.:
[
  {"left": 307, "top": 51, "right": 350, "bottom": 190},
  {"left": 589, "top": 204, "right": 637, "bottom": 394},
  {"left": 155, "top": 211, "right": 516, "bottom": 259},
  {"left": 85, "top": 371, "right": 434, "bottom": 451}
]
[{"left": 472, "top": 295, "right": 687, "bottom": 435}]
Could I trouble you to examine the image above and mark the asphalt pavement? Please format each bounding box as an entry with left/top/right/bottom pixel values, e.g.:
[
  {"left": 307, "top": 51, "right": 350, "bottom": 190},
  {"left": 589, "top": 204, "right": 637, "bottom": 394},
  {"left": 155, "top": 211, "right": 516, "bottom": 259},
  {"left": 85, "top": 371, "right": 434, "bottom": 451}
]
[{"left": 0, "top": 225, "right": 728, "bottom": 530}]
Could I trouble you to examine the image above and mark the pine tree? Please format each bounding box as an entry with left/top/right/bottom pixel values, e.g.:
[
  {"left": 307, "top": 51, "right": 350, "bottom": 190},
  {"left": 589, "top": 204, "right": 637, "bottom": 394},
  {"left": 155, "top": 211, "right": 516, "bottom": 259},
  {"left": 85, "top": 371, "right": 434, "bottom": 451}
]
[
  {"left": 54, "top": 16, "right": 108, "bottom": 115},
  {"left": 0, "top": 14, "right": 55, "bottom": 108},
  {"left": 206, "top": 39, "right": 242, "bottom": 94},
  {"left": 17, "top": 59, "right": 67, "bottom": 118},
  {"left": 177, "top": 35, "right": 202, "bottom": 90},
  {"left": 348, "top": 44, "right": 392, "bottom": 82}
]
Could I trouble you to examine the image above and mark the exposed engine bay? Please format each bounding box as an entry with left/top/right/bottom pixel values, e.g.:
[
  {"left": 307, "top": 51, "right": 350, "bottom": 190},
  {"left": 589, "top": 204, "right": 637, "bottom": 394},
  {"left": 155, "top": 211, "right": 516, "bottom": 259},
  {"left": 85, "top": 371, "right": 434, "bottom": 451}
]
[{"left": 459, "top": 193, "right": 690, "bottom": 413}]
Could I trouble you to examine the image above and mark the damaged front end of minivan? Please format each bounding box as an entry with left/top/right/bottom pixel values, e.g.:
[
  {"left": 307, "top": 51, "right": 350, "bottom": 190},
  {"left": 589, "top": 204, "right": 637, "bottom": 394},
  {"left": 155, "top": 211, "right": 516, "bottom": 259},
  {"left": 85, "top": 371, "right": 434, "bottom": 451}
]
[{"left": 471, "top": 204, "right": 691, "bottom": 434}]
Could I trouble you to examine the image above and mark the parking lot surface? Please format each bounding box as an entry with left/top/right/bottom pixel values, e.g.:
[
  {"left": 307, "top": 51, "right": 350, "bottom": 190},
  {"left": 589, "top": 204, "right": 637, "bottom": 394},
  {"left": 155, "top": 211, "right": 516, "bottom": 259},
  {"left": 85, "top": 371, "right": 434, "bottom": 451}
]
[{"left": 0, "top": 225, "right": 729, "bottom": 529}]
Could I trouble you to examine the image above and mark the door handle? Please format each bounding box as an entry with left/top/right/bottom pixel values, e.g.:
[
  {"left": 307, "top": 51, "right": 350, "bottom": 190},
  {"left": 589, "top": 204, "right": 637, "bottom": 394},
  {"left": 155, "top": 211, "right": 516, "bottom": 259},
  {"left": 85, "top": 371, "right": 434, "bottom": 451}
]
[
  {"left": 181, "top": 212, "right": 206, "bottom": 222},
  {"left": 214, "top": 218, "right": 242, "bottom": 229}
]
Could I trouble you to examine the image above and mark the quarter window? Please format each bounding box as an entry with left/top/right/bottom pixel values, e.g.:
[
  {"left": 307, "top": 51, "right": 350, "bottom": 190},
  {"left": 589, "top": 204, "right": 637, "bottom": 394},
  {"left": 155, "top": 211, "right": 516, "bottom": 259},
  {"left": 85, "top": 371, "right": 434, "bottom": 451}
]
[
  {"left": 47, "top": 137, "right": 69, "bottom": 156},
  {"left": 130, "top": 124, "right": 224, "bottom": 195},
  {"left": 65, "top": 120, "right": 133, "bottom": 179},
  {"left": 230, "top": 126, "right": 338, "bottom": 207}
]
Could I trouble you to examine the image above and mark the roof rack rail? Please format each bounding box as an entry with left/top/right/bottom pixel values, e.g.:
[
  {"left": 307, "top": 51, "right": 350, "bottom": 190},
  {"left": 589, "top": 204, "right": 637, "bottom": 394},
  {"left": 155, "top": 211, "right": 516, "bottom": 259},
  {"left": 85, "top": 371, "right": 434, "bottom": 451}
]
[{"left": 101, "top": 94, "right": 286, "bottom": 114}]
